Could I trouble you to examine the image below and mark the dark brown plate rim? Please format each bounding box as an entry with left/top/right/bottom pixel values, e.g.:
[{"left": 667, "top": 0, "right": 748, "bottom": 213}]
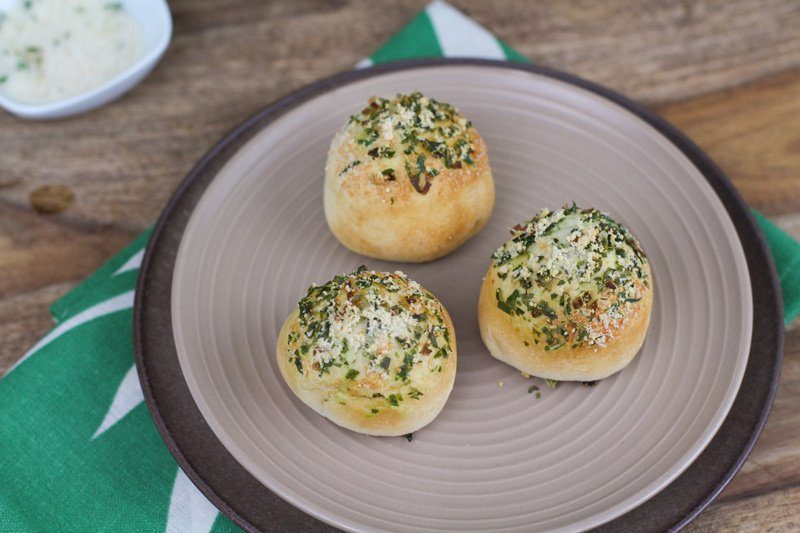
[{"left": 134, "top": 58, "right": 784, "bottom": 532}]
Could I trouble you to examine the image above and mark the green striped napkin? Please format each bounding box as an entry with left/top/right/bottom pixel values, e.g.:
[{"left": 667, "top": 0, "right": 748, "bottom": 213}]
[{"left": 1, "top": 1, "right": 797, "bottom": 531}]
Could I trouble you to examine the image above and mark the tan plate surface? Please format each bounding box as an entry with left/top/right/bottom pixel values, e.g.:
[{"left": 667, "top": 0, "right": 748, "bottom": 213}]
[{"left": 171, "top": 65, "right": 752, "bottom": 532}]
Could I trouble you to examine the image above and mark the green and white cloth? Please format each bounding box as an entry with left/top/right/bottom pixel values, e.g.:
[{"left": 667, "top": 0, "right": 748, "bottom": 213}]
[{"left": 1, "top": 1, "right": 798, "bottom": 531}]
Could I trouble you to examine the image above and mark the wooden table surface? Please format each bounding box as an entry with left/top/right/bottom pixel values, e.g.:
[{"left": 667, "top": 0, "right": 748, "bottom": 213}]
[{"left": 1, "top": 0, "right": 798, "bottom": 530}]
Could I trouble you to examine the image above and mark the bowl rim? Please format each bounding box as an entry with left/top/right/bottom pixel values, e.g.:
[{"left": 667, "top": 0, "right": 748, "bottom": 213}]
[
  {"left": 0, "top": 0, "right": 172, "bottom": 118},
  {"left": 134, "top": 58, "right": 784, "bottom": 532}
]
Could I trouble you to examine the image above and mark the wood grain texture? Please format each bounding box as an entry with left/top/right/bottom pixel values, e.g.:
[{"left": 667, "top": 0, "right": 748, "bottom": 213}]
[
  {"left": 0, "top": 0, "right": 798, "bottom": 529},
  {"left": 689, "top": 484, "right": 800, "bottom": 532},
  {"left": 656, "top": 68, "right": 800, "bottom": 217},
  {"left": 0, "top": 203, "right": 134, "bottom": 298}
]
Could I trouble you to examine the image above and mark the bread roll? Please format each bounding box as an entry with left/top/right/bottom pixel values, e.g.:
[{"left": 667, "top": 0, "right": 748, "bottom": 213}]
[
  {"left": 324, "top": 92, "right": 494, "bottom": 262},
  {"left": 478, "top": 205, "right": 653, "bottom": 381},
  {"left": 277, "top": 266, "right": 457, "bottom": 436}
]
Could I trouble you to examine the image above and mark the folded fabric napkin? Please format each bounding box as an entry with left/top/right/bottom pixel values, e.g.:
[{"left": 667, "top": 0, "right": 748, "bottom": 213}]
[{"left": 1, "top": 1, "right": 797, "bottom": 531}]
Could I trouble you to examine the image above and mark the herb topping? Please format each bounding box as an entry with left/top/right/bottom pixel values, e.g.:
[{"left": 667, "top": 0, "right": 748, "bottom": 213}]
[
  {"left": 340, "top": 92, "right": 476, "bottom": 194},
  {"left": 491, "top": 204, "right": 649, "bottom": 351},
  {"left": 287, "top": 267, "right": 452, "bottom": 414}
]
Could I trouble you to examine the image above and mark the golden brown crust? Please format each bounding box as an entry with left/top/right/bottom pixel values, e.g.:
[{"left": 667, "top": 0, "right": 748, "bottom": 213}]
[
  {"left": 477, "top": 206, "right": 653, "bottom": 381},
  {"left": 276, "top": 273, "right": 457, "bottom": 436},
  {"left": 323, "top": 96, "right": 494, "bottom": 262},
  {"left": 478, "top": 262, "right": 652, "bottom": 381}
]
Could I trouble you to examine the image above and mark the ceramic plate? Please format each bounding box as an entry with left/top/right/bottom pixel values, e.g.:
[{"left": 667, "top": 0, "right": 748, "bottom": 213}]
[{"left": 135, "top": 60, "right": 783, "bottom": 532}]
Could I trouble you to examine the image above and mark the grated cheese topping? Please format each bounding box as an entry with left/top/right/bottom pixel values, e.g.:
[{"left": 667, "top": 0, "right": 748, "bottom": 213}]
[
  {"left": 490, "top": 204, "right": 649, "bottom": 351},
  {"left": 0, "top": 0, "right": 144, "bottom": 105},
  {"left": 339, "top": 92, "right": 476, "bottom": 194},
  {"left": 287, "top": 266, "right": 452, "bottom": 414}
]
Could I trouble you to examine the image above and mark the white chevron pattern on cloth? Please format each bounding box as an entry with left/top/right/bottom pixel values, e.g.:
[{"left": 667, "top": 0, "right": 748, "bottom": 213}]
[
  {"left": 356, "top": 57, "right": 373, "bottom": 68},
  {"left": 114, "top": 249, "right": 145, "bottom": 276},
  {"left": 9, "top": 290, "right": 136, "bottom": 374},
  {"left": 425, "top": 0, "right": 505, "bottom": 59},
  {"left": 91, "top": 364, "right": 144, "bottom": 439},
  {"left": 165, "top": 469, "right": 219, "bottom": 533}
]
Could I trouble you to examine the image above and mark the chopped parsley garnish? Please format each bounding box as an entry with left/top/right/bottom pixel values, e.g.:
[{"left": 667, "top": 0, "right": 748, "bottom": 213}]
[
  {"left": 528, "top": 385, "right": 542, "bottom": 399},
  {"left": 495, "top": 289, "right": 516, "bottom": 315},
  {"left": 396, "top": 352, "right": 415, "bottom": 382},
  {"left": 356, "top": 127, "right": 378, "bottom": 146},
  {"left": 489, "top": 204, "right": 649, "bottom": 351},
  {"left": 339, "top": 160, "right": 361, "bottom": 176},
  {"left": 287, "top": 266, "right": 452, "bottom": 413},
  {"left": 344, "top": 92, "right": 476, "bottom": 193}
]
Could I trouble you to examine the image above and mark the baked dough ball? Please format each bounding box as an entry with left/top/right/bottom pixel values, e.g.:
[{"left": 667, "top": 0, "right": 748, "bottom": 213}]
[
  {"left": 478, "top": 205, "right": 653, "bottom": 381},
  {"left": 324, "top": 92, "right": 494, "bottom": 262},
  {"left": 277, "top": 266, "right": 457, "bottom": 436}
]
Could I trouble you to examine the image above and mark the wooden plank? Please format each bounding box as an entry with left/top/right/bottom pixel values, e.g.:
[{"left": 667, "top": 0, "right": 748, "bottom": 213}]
[
  {"left": 688, "top": 483, "right": 800, "bottom": 531},
  {"left": 656, "top": 68, "right": 800, "bottom": 217},
  {"left": 0, "top": 203, "right": 135, "bottom": 298},
  {"left": 462, "top": 0, "right": 800, "bottom": 103}
]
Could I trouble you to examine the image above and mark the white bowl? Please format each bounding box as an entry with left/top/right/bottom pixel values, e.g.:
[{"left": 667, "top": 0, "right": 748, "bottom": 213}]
[{"left": 0, "top": 0, "right": 172, "bottom": 120}]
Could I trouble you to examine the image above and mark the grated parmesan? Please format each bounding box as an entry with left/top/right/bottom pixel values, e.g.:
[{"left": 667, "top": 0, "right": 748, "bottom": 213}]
[
  {"left": 490, "top": 205, "right": 649, "bottom": 351},
  {"left": 0, "top": 0, "right": 144, "bottom": 104}
]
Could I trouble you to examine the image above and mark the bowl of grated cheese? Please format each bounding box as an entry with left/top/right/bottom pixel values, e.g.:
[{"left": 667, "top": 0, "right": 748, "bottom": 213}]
[{"left": 0, "top": 0, "right": 171, "bottom": 119}]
